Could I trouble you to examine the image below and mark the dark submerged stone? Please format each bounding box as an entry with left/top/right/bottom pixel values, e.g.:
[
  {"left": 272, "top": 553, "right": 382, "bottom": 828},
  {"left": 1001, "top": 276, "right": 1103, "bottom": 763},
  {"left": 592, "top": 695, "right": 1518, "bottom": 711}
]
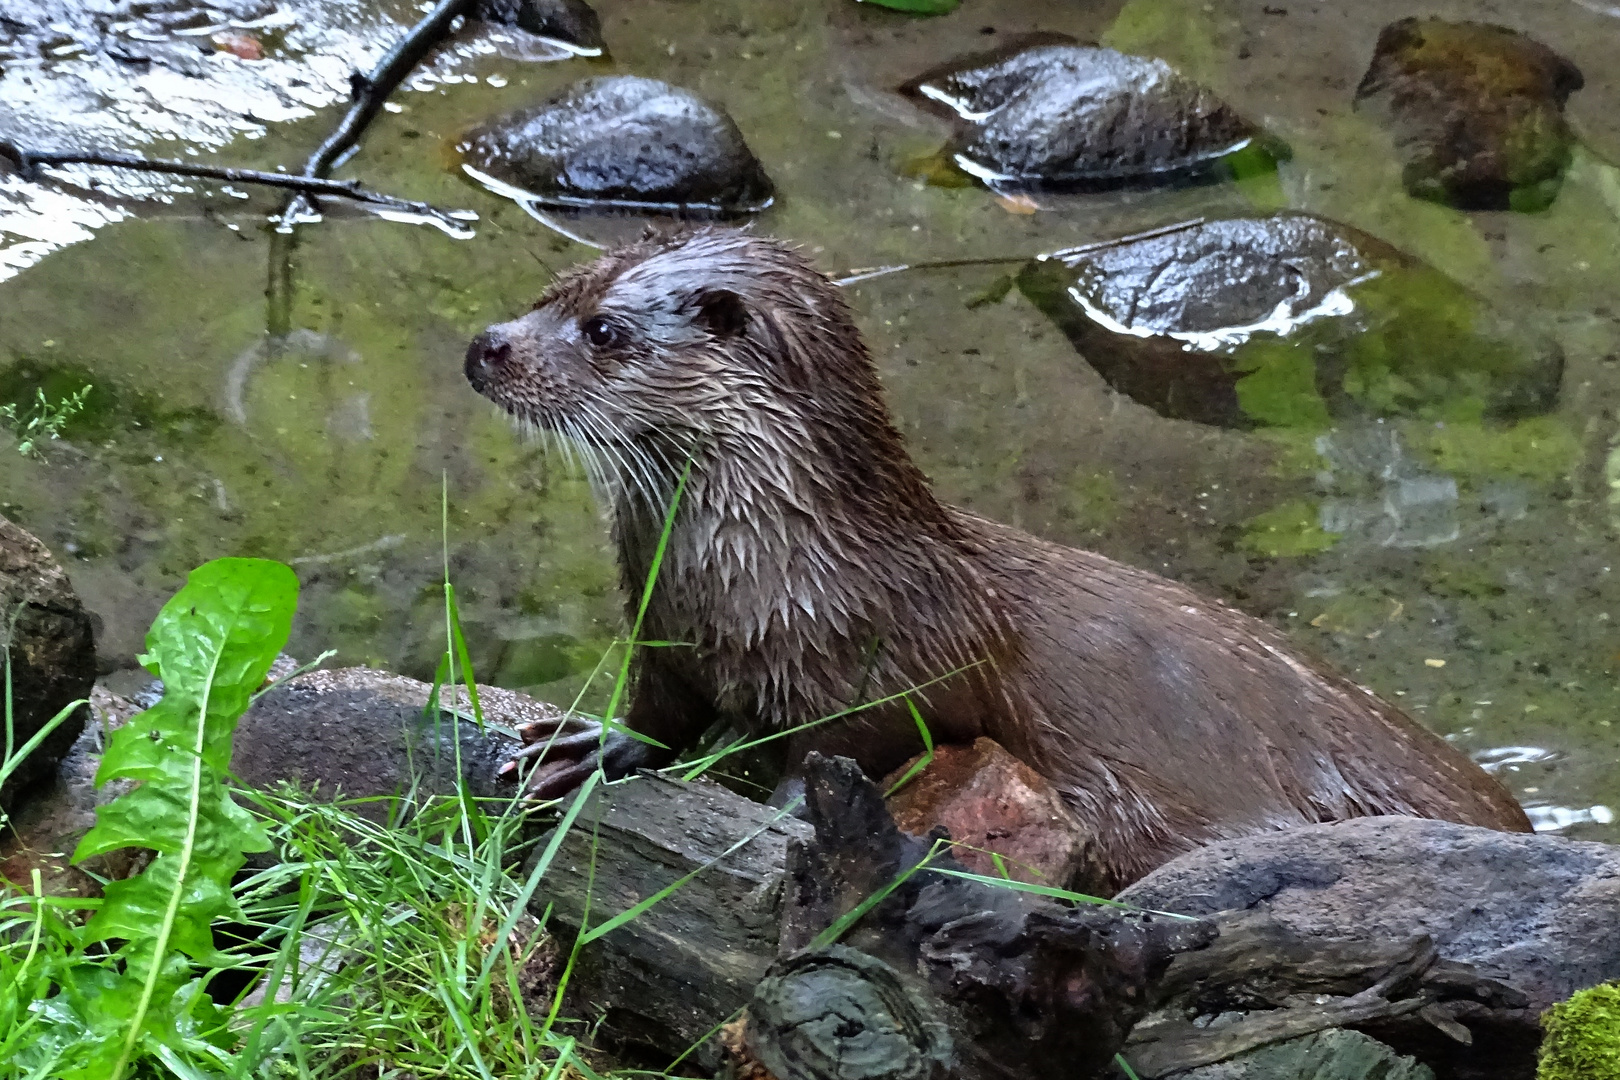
[
  {"left": 902, "top": 39, "right": 1278, "bottom": 191},
  {"left": 1354, "top": 18, "right": 1584, "bottom": 212},
  {"left": 1016, "top": 215, "right": 1561, "bottom": 429},
  {"left": 472, "top": 0, "right": 603, "bottom": 54},
  {"left": 462, "top": 75, "right": 774, "bottom": 214}
]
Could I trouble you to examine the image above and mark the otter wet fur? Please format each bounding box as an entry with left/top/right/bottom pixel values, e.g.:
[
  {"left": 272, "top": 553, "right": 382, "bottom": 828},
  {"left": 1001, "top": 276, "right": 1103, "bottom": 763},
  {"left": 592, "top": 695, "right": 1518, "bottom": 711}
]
[{"left": 464, "top": 227, "right": 1530, "bottom": 890}]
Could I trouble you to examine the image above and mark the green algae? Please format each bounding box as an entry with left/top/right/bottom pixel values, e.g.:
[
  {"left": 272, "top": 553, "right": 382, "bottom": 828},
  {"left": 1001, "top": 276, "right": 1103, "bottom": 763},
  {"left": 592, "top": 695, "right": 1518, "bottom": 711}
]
[
  {"left": 1240, "top": 499, "right": 1342, "bottom": 557},
  {"left": 1065, "top": 469, "right": 1121, "bottom": 532},
  {"left": 1414, "top": 416, "right": 1580, "bottom": 485},
  {"left": 1102, "top": 0, "right": 1233, "bottom": 88}
]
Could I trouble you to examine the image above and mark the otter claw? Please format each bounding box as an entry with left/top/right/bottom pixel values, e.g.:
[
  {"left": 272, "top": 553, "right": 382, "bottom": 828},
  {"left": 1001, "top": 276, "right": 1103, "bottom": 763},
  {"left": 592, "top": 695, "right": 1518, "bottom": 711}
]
[
  {"left": 498, "top": 720, "right": 654, "bottom": 800},
  {"left": 505, "top": 727, "right": 608, "bottom": 762}
]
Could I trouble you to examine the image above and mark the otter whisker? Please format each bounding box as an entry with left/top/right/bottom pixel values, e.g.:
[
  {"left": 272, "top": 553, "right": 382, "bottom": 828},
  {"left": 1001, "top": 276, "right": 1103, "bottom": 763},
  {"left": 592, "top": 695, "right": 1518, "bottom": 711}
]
[
  {"left": 558, "top": 414, "right": 613, "bottom": 505},
  {"left": 571, "top": 408, "right": 628, "bottom": 507},
  {"left": 581, "top": 400, "right": 668, "bottom": 514}
]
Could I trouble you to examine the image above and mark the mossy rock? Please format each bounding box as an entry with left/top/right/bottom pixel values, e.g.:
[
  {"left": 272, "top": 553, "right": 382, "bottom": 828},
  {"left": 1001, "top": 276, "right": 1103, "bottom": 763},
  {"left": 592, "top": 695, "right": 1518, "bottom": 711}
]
[
  {"left": 1354, "top": 18, "right": 1584, "bottom": 212},
  {"left": 1539, "top": 982, "right": 1620, "bottom": 1080},
  {"left": 1016, "top": 214, "right": 1560, "bottom": 431}
]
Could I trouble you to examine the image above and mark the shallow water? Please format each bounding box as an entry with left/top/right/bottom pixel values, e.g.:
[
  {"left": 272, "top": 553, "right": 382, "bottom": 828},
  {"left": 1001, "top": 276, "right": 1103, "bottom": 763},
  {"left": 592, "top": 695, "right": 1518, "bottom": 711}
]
[{"left": 2, "top": 0, "right": 1618, "bottom": 838}]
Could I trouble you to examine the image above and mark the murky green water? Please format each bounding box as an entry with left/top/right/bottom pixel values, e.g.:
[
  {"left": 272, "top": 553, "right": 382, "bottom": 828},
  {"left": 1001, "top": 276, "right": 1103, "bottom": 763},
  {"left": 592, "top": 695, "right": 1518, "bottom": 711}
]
[{"left": 3, "top": 0, "right": 1618, "bottom": 837}]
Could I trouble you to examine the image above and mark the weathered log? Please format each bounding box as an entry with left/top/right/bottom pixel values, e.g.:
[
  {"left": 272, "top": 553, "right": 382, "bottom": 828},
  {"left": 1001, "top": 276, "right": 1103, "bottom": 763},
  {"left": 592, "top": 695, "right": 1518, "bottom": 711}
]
[
  {"left": 530, "top": 754, "right": 1541, "bottom": 1079},
  {"left": 764, "top": 753, "right": 1217, "bottom": 1080},
  {"left": 525, "top": 772, "right": 811, "bottom": 1067},
  {"left": 747, "top": 946, "right": 954, "bottom": 1080}
]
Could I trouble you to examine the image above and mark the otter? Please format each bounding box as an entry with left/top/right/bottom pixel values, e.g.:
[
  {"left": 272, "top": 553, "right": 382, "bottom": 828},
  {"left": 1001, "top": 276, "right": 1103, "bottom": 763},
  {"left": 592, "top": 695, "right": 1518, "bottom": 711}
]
[{"left": 464, "top": 227, "right": 1530, "bottom": 890}]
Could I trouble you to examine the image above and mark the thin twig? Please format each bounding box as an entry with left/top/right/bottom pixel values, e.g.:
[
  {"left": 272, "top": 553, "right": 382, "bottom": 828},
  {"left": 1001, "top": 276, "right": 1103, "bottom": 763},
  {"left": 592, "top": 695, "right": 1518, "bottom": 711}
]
[
  {"left": 282, "top": 0, "right": 478, "bottom": 223},
  {"left": 0, "top": 143, "right": 471, "bottom": 225},
  {"left": 831, "top": 218, "right": 1210, "bottom": 286}
]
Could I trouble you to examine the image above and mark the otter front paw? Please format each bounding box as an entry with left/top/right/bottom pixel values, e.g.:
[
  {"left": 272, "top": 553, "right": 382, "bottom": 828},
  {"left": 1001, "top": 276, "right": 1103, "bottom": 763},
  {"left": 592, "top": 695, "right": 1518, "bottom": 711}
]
[{"left": 497, "top": 719, "right": 655, "bottom": 800}]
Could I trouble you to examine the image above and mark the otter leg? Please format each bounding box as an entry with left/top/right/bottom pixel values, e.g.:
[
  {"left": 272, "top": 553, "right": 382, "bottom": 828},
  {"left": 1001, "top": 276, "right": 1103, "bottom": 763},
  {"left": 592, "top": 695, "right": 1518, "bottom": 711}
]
[{"left": 497, "top": 657, "right": 713, "bottom": 799}]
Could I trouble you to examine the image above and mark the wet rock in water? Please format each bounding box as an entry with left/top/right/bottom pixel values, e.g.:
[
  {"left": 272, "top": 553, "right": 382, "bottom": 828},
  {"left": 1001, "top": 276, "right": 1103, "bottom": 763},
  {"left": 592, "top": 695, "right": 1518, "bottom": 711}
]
[
  {"left": 231, "top": 667, "right": 533, "bottom": 826},
  {"left": 901, "top": 39, "right": 1279, "bottom": 190},
  {"left": 0, "top": 516, "right": 95, "bottom": 813},
  {"left": 462, "top": 76, "right": 774, "bottom": 214},
  {"left": 1173, "top": 1029, "right": 1433, "bottom": 1080},
  {"left": 1354, "top": 19, "right": 1584, "bottom": 212},
  {"left": 1016, "top": 214, "right": 1561, "bottom": 429},
  {"left": 473, "top": 0, "right": 604, "bottom": 54}
]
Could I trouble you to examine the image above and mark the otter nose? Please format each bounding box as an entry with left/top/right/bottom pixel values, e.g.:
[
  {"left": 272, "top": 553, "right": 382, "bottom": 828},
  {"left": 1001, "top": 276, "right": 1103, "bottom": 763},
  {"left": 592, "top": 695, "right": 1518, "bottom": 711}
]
[{"left": 465, "top": 330, "right": 511, "bottom": 392}]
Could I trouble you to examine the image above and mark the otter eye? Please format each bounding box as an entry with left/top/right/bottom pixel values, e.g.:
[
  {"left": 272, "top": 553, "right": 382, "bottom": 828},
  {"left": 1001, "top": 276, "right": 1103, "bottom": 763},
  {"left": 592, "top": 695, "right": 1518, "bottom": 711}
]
[{"left": 581, "top": 316, "right": 618, "bottom": 349}]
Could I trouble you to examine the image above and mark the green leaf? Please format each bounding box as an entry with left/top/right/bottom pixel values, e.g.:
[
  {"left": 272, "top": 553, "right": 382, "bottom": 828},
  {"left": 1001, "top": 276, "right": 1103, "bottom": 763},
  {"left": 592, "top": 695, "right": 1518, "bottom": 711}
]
[
  {"left": 107, "top": 558, "right": 299, "bottom": 779},
  {"left": 856, "top": 0, "right": 960, "bottom": 13},
  {"left": 69, "top": 557, "right": 298, "bottom": 1080}
]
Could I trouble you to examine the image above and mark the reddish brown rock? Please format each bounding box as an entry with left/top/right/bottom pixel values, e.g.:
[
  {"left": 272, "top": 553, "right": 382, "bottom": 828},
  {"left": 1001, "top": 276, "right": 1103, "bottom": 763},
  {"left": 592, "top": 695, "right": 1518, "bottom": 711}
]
[{"left": 883, "top": 736, "right": 1105, "bottom": 894}]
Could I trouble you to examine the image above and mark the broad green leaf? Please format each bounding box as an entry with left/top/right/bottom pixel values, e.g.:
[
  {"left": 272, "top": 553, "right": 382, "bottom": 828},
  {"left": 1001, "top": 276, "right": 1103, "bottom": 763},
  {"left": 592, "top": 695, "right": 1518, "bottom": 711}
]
[
  {"left": 69, "top": 557, "right": 298, "bottom": 1080},
  {"left": 106, "top": 557, "right": 299, "bottom": 778}
]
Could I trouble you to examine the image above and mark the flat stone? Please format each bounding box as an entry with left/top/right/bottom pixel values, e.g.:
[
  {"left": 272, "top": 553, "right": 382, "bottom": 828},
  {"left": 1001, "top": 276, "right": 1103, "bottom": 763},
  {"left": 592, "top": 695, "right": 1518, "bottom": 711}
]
[
  {"left": 1116, "top": 815, "right": 1620, "bottom": 1016},
  {"left": 882, "top": 736, "right": 1106, "bottom": 894},
  {"left": 231, "top": 666, "right": 532, "bottom": 823},
  {"left": 0, "top": 515, "right": 95, "bottom": 813},
  {"left": 1174, "top": 1029, "right": 1434, "bottom": 1080},
  {"left": 1354, "top": 19, "right": 1584, "bottom": 211},
  {"left": 902, "top": 39, "right": 1276, "bottom": 191},
  {"left": 462, "top": 75, "right": 775, "bottom": 214},
  {"left": 1016, "top": 214, "right": 1561, "bottom": 429}
]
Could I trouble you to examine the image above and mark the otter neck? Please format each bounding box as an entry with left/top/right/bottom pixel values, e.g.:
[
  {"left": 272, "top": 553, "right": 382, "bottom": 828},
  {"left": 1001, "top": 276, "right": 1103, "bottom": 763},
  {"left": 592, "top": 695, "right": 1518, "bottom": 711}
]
[
  {"left": 608, "top": 412, "right": 959, "bottom": 594},
  {"left": 605, "top": 420, "right": 995, "bottom": 723}
]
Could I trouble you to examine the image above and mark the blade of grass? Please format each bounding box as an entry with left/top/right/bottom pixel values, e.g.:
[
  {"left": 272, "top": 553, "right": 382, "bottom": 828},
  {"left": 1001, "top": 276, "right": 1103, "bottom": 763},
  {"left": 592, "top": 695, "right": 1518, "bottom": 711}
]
[
  {"left": 882, "top": 696, "right": 934, "bottom": 796},
  {"left": 677, "top": 660, "right": 985, "bottom": 782},
  {"left": 602, "top": 459, "right": 692, "bottom": 727},
  {"left": 249, "top": 649, "right": 337, "bottom": 705},
  {"left": 473, "top": 770, "right": 601, "bottom": 992},
  {"left": 0, "top": 696, "right": 87, "bottom": 790},
  {"left": 664, "top": 1006, "right": 745, "bottom": 1074},
  {"left": 924, "top": 867, "right": 1198, "bottom": 919},
  {"left": 446, "top": 583, "right": 484, "bottom": 728},
  {"left": 810, "top": 838, "right": 949, "bottom": 949}
]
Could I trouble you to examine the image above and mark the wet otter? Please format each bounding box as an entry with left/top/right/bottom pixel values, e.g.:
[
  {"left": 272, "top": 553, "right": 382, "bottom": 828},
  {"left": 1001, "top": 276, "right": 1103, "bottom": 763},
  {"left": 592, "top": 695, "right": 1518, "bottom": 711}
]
[{"left": 464, "top": 227, "right": 1530, "bottom": 889}]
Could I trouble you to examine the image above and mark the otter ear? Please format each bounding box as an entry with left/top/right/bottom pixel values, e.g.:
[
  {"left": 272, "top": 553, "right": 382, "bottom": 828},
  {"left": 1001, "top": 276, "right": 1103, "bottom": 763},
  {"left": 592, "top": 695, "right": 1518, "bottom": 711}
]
[{"left": 694, "top": 290, "right": 749, "bottom": 339}]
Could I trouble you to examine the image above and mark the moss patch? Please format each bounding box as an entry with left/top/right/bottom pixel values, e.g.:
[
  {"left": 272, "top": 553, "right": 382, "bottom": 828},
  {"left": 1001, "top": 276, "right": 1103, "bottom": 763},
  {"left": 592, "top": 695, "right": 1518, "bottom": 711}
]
[
  {"left": 1415, "top": 416, "right": 1579, "bottom": 485},
  {"left": 1539, "top": 982, "right": 1620, "bottom": 1080},
  {"left": 1240, "top": 498, "right": 1341, "bottom": 557}
]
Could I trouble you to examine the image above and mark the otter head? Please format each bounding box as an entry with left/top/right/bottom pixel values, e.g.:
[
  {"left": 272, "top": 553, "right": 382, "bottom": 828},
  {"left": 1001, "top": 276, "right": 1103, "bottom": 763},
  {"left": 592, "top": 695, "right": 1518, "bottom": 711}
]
[{"left": 465, "top": 228, "right": 923, "bottom": 511}]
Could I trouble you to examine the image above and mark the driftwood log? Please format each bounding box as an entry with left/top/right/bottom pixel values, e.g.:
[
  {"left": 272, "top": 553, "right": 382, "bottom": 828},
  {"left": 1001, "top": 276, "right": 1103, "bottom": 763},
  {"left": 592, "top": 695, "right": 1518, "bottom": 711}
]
[{"left": 528, "top": 754, "right": 1540, "bottom": 1079}]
